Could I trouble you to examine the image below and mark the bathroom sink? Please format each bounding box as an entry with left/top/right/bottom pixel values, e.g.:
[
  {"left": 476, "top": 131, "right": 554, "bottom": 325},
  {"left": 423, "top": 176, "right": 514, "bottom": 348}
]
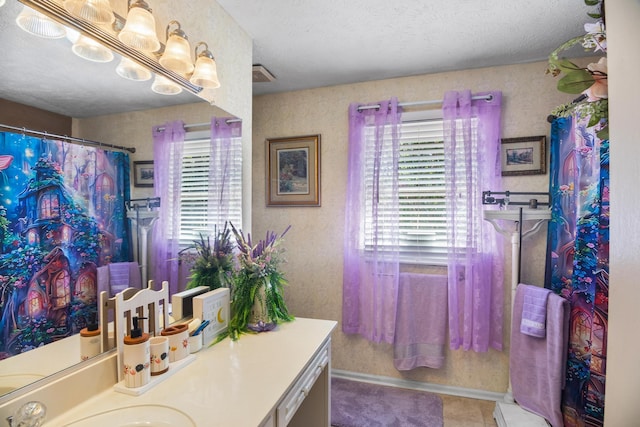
[
  {"left": 0, "top": 373, "right": 45, "bottom": 394},
  {"left": 65, "top": 404, "right": 196, "bottom": 427},
  {"left": 483, "top": 208, "right": 551, "bottom": 221}
]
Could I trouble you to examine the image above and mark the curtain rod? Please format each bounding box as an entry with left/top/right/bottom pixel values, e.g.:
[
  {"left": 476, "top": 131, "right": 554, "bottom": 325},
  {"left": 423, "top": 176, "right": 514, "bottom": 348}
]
[
  {"left": 156, "top": 118, "right": 243, "bottom": 132},
  {"left": 356, "top": 94, "right": 494, "bottom": 111},
  {"left": 0, "top": 123, "right": 136, "bottom": 153}
]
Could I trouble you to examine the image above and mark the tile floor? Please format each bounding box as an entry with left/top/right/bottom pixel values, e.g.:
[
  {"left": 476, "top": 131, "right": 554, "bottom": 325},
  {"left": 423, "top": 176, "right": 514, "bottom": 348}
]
[{"left": 441, "top": 395, "right": 498, "bottom": 427}]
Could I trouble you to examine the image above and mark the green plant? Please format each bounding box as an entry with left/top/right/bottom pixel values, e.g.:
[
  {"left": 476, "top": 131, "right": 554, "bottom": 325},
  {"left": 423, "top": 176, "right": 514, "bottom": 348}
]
[
  {"left": 184, "top": 222, "right": 235, "bottom": 291},
  {"left": 547, "top": 0, "right": 607, "bottom": 139},
  {"left": 219, "top": 223, "right": 294, "bottom": 342}
]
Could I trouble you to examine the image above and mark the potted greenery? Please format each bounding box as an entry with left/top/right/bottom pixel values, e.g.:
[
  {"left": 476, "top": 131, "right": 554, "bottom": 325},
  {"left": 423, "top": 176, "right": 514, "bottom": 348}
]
[
  {"left": 223, "top": 223, "right": 294, "bottom": 340},
  {"left": 184, "top": 222, "right": 235, "bottom": 291}
]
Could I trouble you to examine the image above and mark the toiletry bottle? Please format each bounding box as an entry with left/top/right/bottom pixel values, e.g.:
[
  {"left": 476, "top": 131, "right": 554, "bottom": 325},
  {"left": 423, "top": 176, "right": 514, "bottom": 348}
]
[
  {"left": 123, "top": 316, "right": 150, "bottom": 388},
  {"left": 79, "top": 317, "right": 101, "bottom": 361}
]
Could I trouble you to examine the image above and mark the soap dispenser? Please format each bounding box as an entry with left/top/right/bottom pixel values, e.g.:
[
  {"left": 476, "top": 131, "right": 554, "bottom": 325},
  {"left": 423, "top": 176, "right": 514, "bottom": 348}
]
[
  {"left": 122, "top": 316, "right": 150, "bottom": 388},
  {"left": 79, "top": 315, "right": 101, "bottom": 361}
]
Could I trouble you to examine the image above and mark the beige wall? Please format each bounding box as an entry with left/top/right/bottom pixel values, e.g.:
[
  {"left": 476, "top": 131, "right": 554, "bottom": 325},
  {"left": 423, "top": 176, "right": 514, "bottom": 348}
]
[
  {"left": 252, "top": 60, "right": 583, "bottom": 393},
  {"left": 604, "top": 0, "right": 640, "bottom": 425}
]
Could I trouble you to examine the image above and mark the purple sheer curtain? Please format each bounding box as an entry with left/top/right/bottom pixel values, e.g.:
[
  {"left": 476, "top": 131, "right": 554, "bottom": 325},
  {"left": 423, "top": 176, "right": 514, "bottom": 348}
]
[
  {"left": 443, "top": 90, "right": 504, "bottom": 352},
  {"left": 151, "top": 121, "right": 185, "bottom": 296},
  {"left": 343, "top": 98, "right": 400, "bottom": 344},
  {"left": 209, "top": 117, "right": 243, "bottom": 230}
]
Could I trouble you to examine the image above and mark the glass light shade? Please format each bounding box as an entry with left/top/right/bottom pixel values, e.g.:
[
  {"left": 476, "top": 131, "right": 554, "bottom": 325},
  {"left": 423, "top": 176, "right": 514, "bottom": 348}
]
[
  {"left": 117, "top": 6, "right": 161, "bottom": 52},
  {"left": 190, "top": 54, "right": 220, "bottom": 89},
  {"left": 151, "top": 75, "right": 182, "bottom": 95},
  {"left": 116, "top": 57, "right": 152, "bottom": 81},
  {"left": 159, "top": 34, "right": 193, "bottom": 75},
  {"left": 63, "top": 0, "right": 114, "bottom": 24},
  {"left": 72, "top": 34, "right": 114, "bottom": 62},
  {"left": 16, "top": 5, "right": 66, "bottom": 39}
]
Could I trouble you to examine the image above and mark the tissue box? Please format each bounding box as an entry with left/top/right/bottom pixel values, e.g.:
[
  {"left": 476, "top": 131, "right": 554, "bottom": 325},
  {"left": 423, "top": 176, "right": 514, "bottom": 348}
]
[
  {"left": 192, "top": 288, "right": 230, "bottom": 346},
  {"left": 171, "top": 286, "right": 210, "bottom": 320}
]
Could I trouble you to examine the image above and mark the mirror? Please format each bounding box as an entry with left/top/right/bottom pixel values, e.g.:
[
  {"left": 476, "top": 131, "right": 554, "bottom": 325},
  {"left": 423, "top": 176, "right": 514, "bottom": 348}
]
[
  {"left": 0, "top": 1, "right": 202, "bottom": 118},
  {"left": 0, "top": 2, "right": 235, "bottom": 400}
]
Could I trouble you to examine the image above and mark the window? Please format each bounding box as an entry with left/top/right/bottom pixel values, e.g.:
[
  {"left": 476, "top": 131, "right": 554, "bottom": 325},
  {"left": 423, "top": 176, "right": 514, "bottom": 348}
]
[
  {"left": 175, "top": 130, "right": 243, "bottom": 246},
  {"left": 363, "top": 110, "right": 448, "bottom": 264},
  {"left": 39, "top": 191, "right": 60, "bottom": 219},
  {"left": 399, "top": 111, "right": 448, "bottom": 263}
]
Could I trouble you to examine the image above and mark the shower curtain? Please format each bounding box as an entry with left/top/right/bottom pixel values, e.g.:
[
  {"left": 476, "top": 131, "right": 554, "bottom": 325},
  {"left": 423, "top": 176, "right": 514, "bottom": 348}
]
[
  {"left": 0, "top": 131, "right": 132, "bottom": 358},
  {"left": 546, "top": 112, "right": 609, "bottom": 426}
]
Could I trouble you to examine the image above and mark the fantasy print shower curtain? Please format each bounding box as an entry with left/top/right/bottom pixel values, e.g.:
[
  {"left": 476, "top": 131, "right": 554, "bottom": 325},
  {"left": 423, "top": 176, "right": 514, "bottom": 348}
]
[
  {"left": 0, "top": 132, "right": 131, "bottom": 359},
  {"left": 546, "top": 112, "right": 609, "bottom": 426}
]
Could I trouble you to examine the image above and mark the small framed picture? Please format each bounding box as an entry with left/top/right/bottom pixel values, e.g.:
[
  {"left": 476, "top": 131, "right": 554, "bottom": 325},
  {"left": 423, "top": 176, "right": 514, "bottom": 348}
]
[
  {"left": 133, "top": 160, "right": 155, "bottom": 187},
  {"left": 266, "top": 134, "right": 321, "bottom": 206},
  {"left": 500, "top": 136, "right": 547, "bottom": 176}
]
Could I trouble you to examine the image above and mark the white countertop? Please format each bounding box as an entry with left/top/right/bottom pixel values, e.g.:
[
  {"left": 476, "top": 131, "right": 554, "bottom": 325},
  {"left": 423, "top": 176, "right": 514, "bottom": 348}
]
[{"left": 45, "top": 317, "right": 337, "bottom": 427}]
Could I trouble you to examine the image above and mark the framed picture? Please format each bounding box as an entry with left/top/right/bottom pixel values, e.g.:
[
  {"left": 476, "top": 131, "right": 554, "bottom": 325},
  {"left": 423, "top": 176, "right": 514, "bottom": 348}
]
[
  {"left": 500, "top": 136, "right": 547, "bottom": 176},
  {"left": 133, "top": 160, "right": 155, "bottom": 187},
  {"left": 267, "top": 134, "right": 321, "bottom": 206}
]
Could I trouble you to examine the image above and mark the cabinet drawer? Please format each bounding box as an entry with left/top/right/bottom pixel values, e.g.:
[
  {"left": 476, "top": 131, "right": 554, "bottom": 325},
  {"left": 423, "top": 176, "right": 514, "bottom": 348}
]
[{"left": 277, "top": 341, "right": 330, "bottom": 426}]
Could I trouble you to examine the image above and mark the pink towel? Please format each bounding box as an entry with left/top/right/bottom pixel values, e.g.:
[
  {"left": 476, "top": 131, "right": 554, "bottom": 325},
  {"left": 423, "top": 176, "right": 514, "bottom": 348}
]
[
  {"left": 520, "top": 285, "right": 551, "bottom": 338},
  {"left": 393, "top": 273, "right": 448, "bottom": 370},
  {"left": 510, "top": 284, "right": 569, "bottom": 427}
]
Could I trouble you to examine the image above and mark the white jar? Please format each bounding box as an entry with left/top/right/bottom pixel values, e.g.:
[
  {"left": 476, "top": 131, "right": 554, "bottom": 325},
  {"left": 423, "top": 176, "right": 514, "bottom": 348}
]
[
  {"left": 123, "top": 332, "right": 150, "bottom": 388},
  {"left": 80, "top": 326, "right": 101, "bottom": 361}
]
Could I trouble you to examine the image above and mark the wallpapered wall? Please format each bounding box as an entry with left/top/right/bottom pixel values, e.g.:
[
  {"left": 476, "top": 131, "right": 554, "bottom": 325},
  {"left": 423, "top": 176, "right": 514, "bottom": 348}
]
[{"left": 251, "top": 59, "right": 593, "bottom": 393}]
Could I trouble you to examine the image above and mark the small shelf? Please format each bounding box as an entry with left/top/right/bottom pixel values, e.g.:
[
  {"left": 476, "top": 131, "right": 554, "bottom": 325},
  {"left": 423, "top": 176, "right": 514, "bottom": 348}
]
[{"left": 113, "top": 354, "right": 196, "bottom": 396}]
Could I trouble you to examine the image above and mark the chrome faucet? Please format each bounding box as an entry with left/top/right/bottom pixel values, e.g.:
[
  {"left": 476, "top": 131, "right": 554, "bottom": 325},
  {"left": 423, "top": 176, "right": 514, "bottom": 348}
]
[{"left": 6, "top": 401, "right": 46, "bottom": 427}]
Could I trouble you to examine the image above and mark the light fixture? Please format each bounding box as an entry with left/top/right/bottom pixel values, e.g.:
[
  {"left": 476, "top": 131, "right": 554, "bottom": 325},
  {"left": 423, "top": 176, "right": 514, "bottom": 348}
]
[
  {"left": 151, "top": 75, "right": 182, "bottom": 95},
  {"left": 63, "top": 0, "right": 114, "bottom": 25},
  {"left": 190, "top": 42, "right": 220, "bottom": 89},
  {"left": 116, "top": 56, "right": 152, "bottom": 81},
  {"left": 159, "top": 21, "right": 193, "bottom": 76},
  {"left": 16, "top": 4, "right": 66, "bottom": 39},
  {"left": 117, "top": 0, "right": 160, "bottom": 53},
  {"left": 72, "top": 34, "right": 114, "bottom": 62},
  {"left": 17, "top": 0, "right": 217, "bottom": 103}
]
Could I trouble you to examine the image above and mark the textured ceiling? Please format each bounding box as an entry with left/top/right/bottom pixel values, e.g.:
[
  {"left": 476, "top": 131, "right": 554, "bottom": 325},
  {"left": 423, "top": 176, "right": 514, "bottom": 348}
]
[{"left": 0, "top": 0, "right": 593, "bottom": 118}]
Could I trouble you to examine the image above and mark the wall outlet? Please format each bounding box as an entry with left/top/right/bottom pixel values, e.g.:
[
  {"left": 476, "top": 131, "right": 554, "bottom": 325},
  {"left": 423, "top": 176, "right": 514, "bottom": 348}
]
[{"left": 192, "top": 288, "right": 230, "bottom": 346}]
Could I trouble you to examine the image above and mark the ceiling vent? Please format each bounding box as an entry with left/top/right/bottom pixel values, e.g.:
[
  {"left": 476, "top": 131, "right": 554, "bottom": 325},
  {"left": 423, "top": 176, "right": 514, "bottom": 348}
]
[{"left": 252, "top": 64, "right": 276, "bottom": 82}]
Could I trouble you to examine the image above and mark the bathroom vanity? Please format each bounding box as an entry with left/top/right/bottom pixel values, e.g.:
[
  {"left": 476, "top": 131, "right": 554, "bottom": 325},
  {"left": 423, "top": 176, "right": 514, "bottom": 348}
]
[{"left": 2, "top": 317, "right": 337, "bottom": 427}]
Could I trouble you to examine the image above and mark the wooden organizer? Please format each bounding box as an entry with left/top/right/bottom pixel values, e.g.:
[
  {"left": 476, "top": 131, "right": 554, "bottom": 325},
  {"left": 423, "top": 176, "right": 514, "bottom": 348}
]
[
  {"left": 109, "top": 280, "right": 170, "bottom": 382},
  {"left": 99, "top": 287, "right": 139, "bottom": 353}
]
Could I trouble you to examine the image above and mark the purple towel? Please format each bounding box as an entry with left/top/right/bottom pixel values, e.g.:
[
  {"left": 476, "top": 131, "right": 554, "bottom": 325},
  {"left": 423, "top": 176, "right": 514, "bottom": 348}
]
[
  {"left": 510, "top": 283, "right": 569, "bottom": 427},
  {"left": 520, "top": 285, "right": 551, "bottom": 338},
  {"left": 97, "top": 265, "right": 110, "bottom": 296},
  {"left": 393, "top": 273, "right": 448, "bottom": 370},
  {"left": 107, "top": 262, "right": 142, "bottom": 295}
]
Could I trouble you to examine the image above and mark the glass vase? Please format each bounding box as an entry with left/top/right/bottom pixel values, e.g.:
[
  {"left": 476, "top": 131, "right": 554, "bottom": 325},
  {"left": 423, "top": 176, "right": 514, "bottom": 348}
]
[{"left": 247, "top": 280, "right": 276, "bottom": 332}]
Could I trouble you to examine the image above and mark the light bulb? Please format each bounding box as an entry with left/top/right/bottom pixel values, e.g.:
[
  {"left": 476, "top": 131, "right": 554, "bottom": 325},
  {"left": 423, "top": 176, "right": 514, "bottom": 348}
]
[
  {"left": 190, "top": 42, "right": 220, "bottom": 89},
  {"left": 118, "top": 0, "right": 161, "bottom": 52},
  {"left": 63, "top": 0, "right": 114, "bottom": 24},
  {"left": 116, "top": 57, "right": 152, "bottom": 81},
  {"left": 151, "top": 75, "right": 182, "bottom": 95},
  {"left": 16, "top": 5, "right": 66, "bottom": 39},
  {"left": 72, "top": 34, "right": 114, "bottom": 63},
  {"left": 159, "top": 21, "right": 193, "bottom": 76}
]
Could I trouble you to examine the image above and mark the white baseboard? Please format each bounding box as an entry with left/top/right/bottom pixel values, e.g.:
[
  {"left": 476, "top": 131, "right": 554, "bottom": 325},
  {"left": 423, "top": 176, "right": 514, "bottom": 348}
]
[{"left": 331, "top": 369, "right": 505, "bottom": 402}]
